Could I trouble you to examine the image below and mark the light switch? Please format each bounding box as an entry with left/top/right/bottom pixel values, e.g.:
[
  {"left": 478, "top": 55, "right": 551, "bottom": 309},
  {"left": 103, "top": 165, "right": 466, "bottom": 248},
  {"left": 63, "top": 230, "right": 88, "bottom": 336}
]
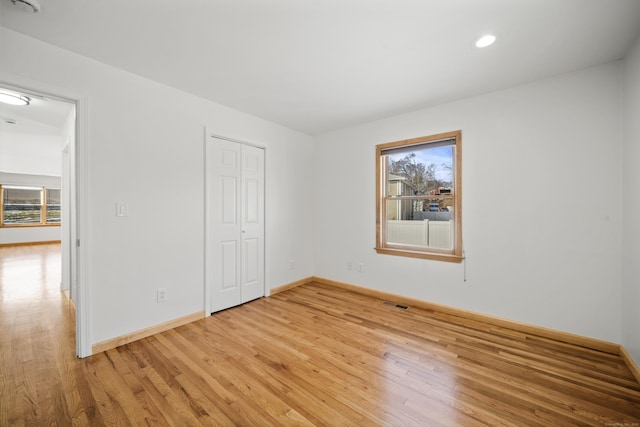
[{"left": 116, "top": 201, "right": 128, "bottom": 217}]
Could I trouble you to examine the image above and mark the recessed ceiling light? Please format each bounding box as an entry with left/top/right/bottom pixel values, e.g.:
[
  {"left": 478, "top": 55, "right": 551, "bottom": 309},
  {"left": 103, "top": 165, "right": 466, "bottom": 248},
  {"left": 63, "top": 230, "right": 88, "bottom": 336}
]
[
  {"left": 0, "top": 91, "right": 31, "bottom": 106},
  {"left": 475, "top": 34, "right": 496, "bottom": 48}
]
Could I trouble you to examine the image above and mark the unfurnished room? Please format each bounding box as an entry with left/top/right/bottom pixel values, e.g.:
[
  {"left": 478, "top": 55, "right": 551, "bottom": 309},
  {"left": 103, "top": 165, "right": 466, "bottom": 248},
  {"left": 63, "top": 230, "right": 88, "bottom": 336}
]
[{"left": 1, "top": 0, "right": 640, "bottom": 425}]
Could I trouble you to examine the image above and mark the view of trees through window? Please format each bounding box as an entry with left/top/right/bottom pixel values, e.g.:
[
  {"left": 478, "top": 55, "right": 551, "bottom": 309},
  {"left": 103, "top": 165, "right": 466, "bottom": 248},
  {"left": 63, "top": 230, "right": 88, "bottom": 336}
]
[{"left": 388, "top": 146, "right": 453, "bottom": 216}]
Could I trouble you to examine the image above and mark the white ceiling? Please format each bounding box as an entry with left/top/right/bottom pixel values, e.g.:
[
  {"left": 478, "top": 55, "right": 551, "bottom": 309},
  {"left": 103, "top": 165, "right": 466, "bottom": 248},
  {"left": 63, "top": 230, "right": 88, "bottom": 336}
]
[
  {"left": 0, "top": 87, "right": 74, "bottom": 136},
  {"left": 2, "top": 0, "right": 640, "bottom": 135}
]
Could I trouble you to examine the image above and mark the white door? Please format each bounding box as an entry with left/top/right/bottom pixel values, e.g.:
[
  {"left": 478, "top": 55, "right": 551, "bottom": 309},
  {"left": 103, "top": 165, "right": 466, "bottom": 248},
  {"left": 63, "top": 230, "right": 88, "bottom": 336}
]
[{"left": 206, "top": 137, "right": 265, "bottom": 312}]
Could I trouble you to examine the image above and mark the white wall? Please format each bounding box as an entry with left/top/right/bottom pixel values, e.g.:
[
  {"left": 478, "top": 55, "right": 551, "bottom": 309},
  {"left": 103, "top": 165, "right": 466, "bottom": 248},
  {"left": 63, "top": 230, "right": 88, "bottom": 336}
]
[
  {"left": 0, "top": 172, "right": 60, "bottom": 187},
  {"left": 0, "top": 225, "right": 60, "bottom": 244},
  {"left": 314, "top": 62, "right": 623, "bottom": 343},
  {"left": 0, "top": 28, "right": 315, "bottom": 346},
  {"left": 622, "top": 34, "right": 640, "bottom": 366},
  {"left": 0, "top": 131, "right": 62, "bottom": 176}
]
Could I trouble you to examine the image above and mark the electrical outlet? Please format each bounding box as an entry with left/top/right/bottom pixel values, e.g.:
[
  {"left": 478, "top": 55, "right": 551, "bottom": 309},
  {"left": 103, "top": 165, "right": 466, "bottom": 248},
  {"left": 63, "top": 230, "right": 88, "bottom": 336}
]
[
  {"left": 157, "top": 288, "right": 167, "bottom": 303},
  {"left": 348, "top": 262, "right": 353, "bottom": 271},
  {"left": 289, "top": 260, "right": 296, "bottom": 270},
  {"left": 358, "top": 263, "right": 364, "bottom": 273}
]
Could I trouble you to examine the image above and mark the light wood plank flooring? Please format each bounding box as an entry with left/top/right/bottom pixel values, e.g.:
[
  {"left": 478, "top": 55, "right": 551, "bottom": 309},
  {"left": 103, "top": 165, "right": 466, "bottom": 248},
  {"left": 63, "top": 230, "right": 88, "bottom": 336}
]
[{"left": 1, "top": 244, "right": 639, "bottom": 425}]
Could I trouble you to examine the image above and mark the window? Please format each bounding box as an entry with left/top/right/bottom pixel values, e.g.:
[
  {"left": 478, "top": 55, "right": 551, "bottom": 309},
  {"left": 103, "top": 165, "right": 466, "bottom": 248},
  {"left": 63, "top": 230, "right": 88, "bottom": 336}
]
[
  {"left": 376, "top": 131, "right": 462, "bottom": 262},
  {"left": 0, "top": 185, "right": 62, "bottom": 227}
]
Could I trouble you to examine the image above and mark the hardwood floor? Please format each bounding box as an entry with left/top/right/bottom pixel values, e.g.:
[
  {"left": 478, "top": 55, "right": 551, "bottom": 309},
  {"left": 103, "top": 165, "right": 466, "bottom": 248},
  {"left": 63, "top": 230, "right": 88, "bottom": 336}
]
[{"left": 1, "top": 244, "right": 639, "bottom": 425}]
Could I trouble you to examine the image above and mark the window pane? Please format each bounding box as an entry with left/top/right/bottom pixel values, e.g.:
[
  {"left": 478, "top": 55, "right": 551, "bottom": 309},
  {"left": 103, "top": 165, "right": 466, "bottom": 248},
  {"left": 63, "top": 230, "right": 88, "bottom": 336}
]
[
  {"left": 386, "top": 144, "right": 453, "bottom": 196},
  {"left": 46, "top": 188, "right": 61, "bottom": 223},
  {"left": 46, "top": 188, "right": 61, "bottom": 204},
  {"left": 385, "top": 199, "right": 454, "bottom": 249},
  {"left": 385, "top": 197, "right": 413, "bottom": 220},
  {"left": 3, "top": 187, "right": 42, "bottom": 224},
  {"left": 384, "top": 143, "right": 454, "bottom": 250}
]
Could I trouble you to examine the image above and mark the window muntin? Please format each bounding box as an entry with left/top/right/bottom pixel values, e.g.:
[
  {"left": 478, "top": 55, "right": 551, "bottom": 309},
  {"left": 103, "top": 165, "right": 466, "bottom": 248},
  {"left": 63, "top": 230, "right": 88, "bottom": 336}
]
[
  {"left": 376, "top": 131, "right": 462, "bottom": 262},
  {"left": 0, "top": 185, "right": 61, "bottom": 227}
]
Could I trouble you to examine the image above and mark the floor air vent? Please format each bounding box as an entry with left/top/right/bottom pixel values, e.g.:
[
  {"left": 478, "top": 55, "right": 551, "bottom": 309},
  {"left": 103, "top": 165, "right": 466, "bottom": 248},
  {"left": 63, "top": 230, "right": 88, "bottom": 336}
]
[{"left": 382, "top": 301, "right": 410, "bottom": 310}]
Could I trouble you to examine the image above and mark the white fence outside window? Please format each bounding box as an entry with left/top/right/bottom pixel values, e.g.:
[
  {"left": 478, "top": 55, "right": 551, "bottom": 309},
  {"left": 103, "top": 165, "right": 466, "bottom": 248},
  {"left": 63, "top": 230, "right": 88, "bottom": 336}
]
[{"left": 387, "top": 219, "right": 452, "bottom": 249}]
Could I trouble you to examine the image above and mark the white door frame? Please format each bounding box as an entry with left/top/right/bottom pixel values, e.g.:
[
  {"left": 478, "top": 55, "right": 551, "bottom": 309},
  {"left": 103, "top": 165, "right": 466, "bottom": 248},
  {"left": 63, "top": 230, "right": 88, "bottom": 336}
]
[
  {"left": 0, "top": 75, "right": 91, "bottom": 357},
  {"left": 204, "top": 130, "right": 267, "bottom": 316}
]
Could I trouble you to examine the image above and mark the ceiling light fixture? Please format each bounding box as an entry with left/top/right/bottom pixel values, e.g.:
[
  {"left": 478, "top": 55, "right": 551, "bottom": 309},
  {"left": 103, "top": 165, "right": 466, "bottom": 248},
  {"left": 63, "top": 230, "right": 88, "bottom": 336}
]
[
  {"left": 475, "top": 34, "right": 496, "bottom": 48},
  {"left": 0, "top": 91, "right": 31, "bottom": 106},
  {"left": 11, "top": 0, "right": 41, "bottom": 13}
]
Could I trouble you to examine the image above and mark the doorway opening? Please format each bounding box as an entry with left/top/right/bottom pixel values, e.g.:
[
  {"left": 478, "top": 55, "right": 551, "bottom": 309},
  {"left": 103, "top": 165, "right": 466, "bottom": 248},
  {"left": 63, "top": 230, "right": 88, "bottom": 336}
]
[{"left": 0, "top": 81, "right": 88, "bottom": 356}]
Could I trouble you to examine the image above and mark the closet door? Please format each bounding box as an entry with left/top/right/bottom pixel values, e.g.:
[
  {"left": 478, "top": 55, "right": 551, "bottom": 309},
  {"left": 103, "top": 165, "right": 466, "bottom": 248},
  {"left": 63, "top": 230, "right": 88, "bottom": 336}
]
[
  {"left": 240, "top": 144, "right": 264, "bottom": 303},
  {"left": 206, "top": 137, "right": 264, "bottom": 312}
]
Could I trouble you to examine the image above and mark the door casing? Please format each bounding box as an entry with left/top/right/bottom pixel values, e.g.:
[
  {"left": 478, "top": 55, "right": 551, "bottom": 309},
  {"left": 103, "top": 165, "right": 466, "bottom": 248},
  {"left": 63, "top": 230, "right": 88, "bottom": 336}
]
[{"left": 0, "top": 75, "right": 90, "bottom": 357}]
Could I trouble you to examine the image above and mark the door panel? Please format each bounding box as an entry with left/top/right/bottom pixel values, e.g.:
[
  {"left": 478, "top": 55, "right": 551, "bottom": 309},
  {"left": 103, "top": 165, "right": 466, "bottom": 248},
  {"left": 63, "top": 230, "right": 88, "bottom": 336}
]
[
  {"left": 221, "top": 241, "right": 237, "bottom": 290},
  {"left": 244, "top": 151, "right": 260, "bottom": 172},
  {"left": 221, "top": 147, "right": 238, "bottom": 167},
  {"left": 245, "top": 179, "right": 259, "bottom": 223},
  {"left": 240, "top": 144, "right": 264, "bottom": 303},
  {"left": 208, "top": 138, "right": 242, "bottom": 312},
  {"left": 221, "top": 177, "right": 237, "bottom": 224},
  {"left": 244, "top": 238, "right": 259, "bottom": 284}
]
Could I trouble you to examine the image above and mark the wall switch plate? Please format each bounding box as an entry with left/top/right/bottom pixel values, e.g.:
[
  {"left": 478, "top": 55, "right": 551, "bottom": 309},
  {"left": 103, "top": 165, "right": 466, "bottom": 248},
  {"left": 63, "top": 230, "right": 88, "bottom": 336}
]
[
  {"left": 116, "top": 201, "right": 129, "bottom": 217},
  {"left": 157, "top": 288, "right": 167, "bottom": 303}
]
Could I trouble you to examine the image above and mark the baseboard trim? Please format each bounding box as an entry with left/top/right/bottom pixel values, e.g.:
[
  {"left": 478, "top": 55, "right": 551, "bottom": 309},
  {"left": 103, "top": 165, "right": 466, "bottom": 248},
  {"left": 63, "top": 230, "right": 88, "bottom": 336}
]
[
  {"left": 62, "top": 289, "right": 76, "bottom": 314},
  {"left": 270, "top": 277, "right": 314, "bottom": 295},
  {"left": 92, "top": 311, "right": 205, "bottom": 355},
  {"left": 0, "top": 240, "right": 61, "bottom": 247},
  {"left": 311, "top": 276, "right": 621, "bottom": 356},
  {"left": 620, "top": 346, "right": 640, "bottom": 385}
]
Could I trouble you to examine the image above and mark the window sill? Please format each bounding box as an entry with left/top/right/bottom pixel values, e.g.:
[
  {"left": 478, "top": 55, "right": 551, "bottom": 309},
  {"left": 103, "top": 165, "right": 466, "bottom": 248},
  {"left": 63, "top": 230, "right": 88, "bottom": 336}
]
[
  {"left": 1, "top": 223, "right": 61, "bottom": 228},
  {"left": 375, "top": 247, "right": 463, "bottom": 263}
]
